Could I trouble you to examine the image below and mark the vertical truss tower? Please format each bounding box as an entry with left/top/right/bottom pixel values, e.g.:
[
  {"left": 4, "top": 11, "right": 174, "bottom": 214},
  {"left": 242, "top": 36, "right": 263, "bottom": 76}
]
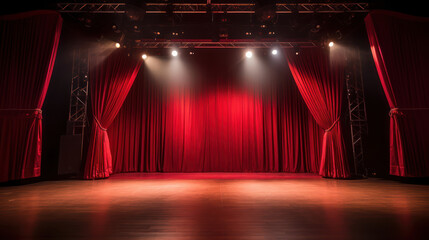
[
  {"left": 67, "top": 48, "right": 89, "bottom": 142},
  {"left": 345, "top": 48, "right": 368, "bottom": 177},
  {"left": 58, "top": 49, "right": 89, "bottom": 176}
]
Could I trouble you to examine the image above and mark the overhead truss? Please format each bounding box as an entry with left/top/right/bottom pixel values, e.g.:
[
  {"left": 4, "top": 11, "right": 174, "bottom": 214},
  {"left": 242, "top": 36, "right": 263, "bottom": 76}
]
[
  {"left": 134, "top": 40, "right": 317, "bottom": 49},
  {"left": 58, "top": 2, "right": 369, "bottom": 14}
]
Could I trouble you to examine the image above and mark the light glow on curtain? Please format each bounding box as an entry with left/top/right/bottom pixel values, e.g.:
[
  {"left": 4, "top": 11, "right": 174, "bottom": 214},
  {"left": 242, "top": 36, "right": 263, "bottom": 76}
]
[{"left": 108, "top": 50, "right": 323, "bottom": 174}]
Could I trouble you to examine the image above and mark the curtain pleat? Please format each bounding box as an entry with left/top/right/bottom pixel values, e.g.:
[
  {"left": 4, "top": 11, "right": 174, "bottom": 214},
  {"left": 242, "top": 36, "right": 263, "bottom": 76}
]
[
  {"left": 365, "top": 10, "right": 429, "bottom": 177},
  {"left": 0, "top": 11, "right": 62, "bottom": 182},
  {"left": 285, "top": 48, "right": 350, "bottom": 178},
  {"left": 84, "top": 49, "right": 142, "bottom": 179}
]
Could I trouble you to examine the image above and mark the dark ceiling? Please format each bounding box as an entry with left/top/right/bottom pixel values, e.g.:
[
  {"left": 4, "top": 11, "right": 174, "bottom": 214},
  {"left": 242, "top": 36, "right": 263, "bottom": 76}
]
[{"left": 1, "top": 1, "right": 427, "bottom": 48}]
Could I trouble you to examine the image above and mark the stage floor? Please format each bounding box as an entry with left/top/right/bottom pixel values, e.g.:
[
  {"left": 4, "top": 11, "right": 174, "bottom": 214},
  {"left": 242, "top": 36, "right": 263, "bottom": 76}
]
[{"left": 1, "top": 173, "right": 429, "bottom": 240}]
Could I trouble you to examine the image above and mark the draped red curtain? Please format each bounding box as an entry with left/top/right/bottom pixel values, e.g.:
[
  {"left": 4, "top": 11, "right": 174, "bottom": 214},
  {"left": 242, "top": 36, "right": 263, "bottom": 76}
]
[
  {"left": 285, "top": 48, "right": 350, "bottom": 178},
  {"left": 0, "top": 11, "right": 62, "bottom": 182},
  {"left": 84, "top": 49, "right": 142, "bottom": 179},
  {"left": 365, "top": 10, "right": 429, "bottom": 177},
  {"left": 108, "top": 50, "right": 323, "bottom": 173}
]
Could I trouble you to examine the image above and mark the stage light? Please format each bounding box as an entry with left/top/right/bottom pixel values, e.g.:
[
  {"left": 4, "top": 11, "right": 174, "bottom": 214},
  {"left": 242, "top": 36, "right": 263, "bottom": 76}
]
[
  {"left": 271, "top": 49, "right": 278, "bottom": 55},
  {"left": 294, "top": 46, "right": 300, "bottom": 56},
  {"left": 329, "top": 41, "right": 334, "bottom": 47},
  {"left": 115, "top": 42, "right": 121, "bottom": 48},
  {"left": 142, "top": 54, "right": 147, "bottom": 60},
  {"left": 310, "top": 24, "right": 321, "bottom": 33},
  {"left": 112, "top": 24, "right": 121, "bottom": 33},
  {"left": 133, "top": 25, "right": 141, "bottom": 33},
  {"left": 245, "top": 51, "right": 253, "bottom": 59},
  {"left": 172, "top": 50, "right": 178, "bottom": 57}
]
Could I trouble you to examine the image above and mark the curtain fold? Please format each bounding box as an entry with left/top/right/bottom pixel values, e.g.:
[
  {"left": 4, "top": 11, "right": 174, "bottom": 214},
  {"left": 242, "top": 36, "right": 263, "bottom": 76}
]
[
  {"left": 109, "top": 50, "right": 323, "bottom": 173},
  {"left": 365, "top": 10, "right": 429, "bottom": 177},
  {"left": 0, "top": 10, "right": 62, "bottom": 182},
  {"left": 84, "top": 49, "right": 142, "bottom": 179},
  {"left": 285, "top": 48, "right": 350, "bottom": 178}
]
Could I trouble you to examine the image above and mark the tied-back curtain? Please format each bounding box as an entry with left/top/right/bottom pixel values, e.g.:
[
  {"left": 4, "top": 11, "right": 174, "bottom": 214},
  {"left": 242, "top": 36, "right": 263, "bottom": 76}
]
[
  {"left": 108, "top": 50, "right": 323, "bottom": 173},
  {"left": 84, "top": 49, "right": 142, "bottom": 179},
  {"left": 285, "top": 48, "right": 350, "bottom": 178},
  {"left": 0, "top": 11, "right": 62, "bottom": 182},
  {"left": 365, "top": 11, "right": 429, "bottom": 177}
]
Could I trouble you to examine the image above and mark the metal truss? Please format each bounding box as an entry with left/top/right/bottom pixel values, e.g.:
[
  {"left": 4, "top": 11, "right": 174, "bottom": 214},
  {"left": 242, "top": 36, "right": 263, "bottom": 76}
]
[
  {"left": 58, "top": 2, "right": 125, "bottom": 13},
  {"left": 135, "top": 40, "right": 316, "bottom": 49},
  {"left": 345, "top": 48, "right": 368, "bottom": 178},
  {"left": 67, "top": 48, "right": 89, "bottom": 137},
  {"left": 276, "top": 2, "right": 368, "bottom": 13},
  {"left": 57, "top": 2, "right": 369, "bottom": 14}
]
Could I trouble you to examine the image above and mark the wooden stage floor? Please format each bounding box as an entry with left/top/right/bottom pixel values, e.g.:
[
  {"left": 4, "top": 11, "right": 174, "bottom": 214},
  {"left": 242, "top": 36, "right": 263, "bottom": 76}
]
[{"left": 1, "top": 173, "right": 429, "bottom": 240}]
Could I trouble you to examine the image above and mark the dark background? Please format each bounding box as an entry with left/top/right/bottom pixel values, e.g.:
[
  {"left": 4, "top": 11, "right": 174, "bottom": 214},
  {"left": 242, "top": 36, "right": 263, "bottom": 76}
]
[{"left": 1, "top": 1, "right": 427, "bottom": 179}]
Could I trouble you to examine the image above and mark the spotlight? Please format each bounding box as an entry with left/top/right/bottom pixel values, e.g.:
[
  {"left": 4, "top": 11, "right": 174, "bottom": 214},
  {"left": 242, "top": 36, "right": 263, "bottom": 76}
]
[
  {"left": 271, "top": 49, "right": 278, "bottom": 55},
  {"left": 133, "top": 25, "right": 141, "bottom": 33},
  {"left": 329, "top": 41, "right": 334, "bottom": 47},
  {"left": 171, "top": 50, "right": 178, "bottom": 57},
  {"left": 115, "top": 42, "right": 121, "bottom": 48},
  {"left": 188, "top": 46, "right": 195, "bottom": 55},
  {"left": 80, "top": 16, "right": 93, "bottom": 28},
  {"left": 142, "top": 54, "right": 147, "bottom": 60},
  {"left": 219, "top": 27, "right": 229, "bottom": 39},
  {"left": 310, "top": 24, "right": 321, "bottom": 33},
  {"left": 245, "top": 51, "right": 253, "bottom": 59},
  {"left": 294, "top": 46, "right": 300, "bottom": 56},
  {"left": 112, "top": 24, "right": 121, "bottom": 33},
  {"left": 255, "top": 0, "right": 277, "bottom": 24}
]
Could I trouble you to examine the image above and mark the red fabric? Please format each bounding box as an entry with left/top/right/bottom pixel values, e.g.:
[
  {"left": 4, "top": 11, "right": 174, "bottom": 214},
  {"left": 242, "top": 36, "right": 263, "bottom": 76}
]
[
  {"left": 285, "top": 48, "right": 350, "bottom": 178},
  {"left": 365, "top": 10, "right": 429, "bottom": 177},
  {"left": 84, "top": 49, "right": 142, "bottom": 179},
  {"left": 0, "top": 11, "right": 62, "bottom": 182},
  {"left": 108, "top": 50, "right": 323, "bottom": 173}
]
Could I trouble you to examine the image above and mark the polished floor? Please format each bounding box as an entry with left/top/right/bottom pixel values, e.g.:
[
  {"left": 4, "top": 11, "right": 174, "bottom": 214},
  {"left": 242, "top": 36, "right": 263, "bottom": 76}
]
[{"left": 1, "top": 173, "right": 429, "bottom": 240}]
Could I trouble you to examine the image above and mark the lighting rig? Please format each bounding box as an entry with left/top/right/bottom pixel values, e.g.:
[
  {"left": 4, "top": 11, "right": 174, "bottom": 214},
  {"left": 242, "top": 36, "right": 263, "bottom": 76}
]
[{"left": 58, "top": 1, "right": 369, "bottom": 49}]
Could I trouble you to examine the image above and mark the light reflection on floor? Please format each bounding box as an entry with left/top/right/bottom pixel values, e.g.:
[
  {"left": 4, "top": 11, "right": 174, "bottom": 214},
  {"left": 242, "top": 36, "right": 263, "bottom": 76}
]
[{"left": 1, "top": 173, "right": 429, "bottom": 240}]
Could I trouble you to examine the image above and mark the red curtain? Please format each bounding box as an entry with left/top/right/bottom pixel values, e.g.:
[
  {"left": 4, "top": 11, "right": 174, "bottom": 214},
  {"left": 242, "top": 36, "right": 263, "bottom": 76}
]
[
  {"left": 0, "top": 11, "right": 62, "bottom": 182},
  {"left": 365, "top": 11, "right": 429, "bottom": 177},
  {"left": 285, "top": 48, "right": 350, "bottom": 178},
  {"left": 84, "top": 49, "right": 142, "bottom": 179},
  {"left": 108, "top": 50, "right": 323, "bottom": 173}
]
